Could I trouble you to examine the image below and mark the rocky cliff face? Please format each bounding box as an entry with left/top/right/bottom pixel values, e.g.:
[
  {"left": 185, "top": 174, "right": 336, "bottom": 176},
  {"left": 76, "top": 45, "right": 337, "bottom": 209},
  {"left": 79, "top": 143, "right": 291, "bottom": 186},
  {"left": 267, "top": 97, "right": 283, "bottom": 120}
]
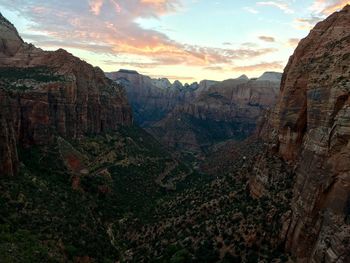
[
  {"left": 149, "top": 73, "right": 281, "bottom": 153},
  {"left": 0, "top": 13, "right": 132, "bottom": 176},
  {"left": 257, "top": 5, "right": 350, "bottom": 262},
  {"left": 106, "top": 69, "right": 203, "bottom": 126}
]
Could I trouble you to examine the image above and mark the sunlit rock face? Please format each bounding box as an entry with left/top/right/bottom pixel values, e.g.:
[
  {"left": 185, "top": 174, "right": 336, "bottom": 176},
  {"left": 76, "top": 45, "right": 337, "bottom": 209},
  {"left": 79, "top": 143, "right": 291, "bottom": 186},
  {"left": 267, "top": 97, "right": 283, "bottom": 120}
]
[
  {"left": 259, "top": 5, "right": 350, "bottom": 262},
  {"left": 0, "top": 13, "right": 133, "bottom": 176}
]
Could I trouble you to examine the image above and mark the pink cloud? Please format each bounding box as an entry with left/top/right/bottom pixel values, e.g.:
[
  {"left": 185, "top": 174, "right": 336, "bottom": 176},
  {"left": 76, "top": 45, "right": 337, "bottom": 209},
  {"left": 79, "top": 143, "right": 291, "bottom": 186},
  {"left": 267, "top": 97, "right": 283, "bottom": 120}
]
[
  {"left": 1, "top": 0, "right": 278, "bottom": 70},
  {"left": 89, "top": 0, "right": 104, "bottom": 15},
  {"left": 232, "top": 61, "right": 284, "bottom": 72}
]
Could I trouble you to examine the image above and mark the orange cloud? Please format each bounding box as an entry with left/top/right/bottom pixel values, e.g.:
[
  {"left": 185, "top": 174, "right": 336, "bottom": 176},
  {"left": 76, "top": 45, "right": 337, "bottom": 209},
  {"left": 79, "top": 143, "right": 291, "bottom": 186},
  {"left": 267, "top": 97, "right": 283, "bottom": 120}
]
[
  {"left": 310, "top": 0, "right": 350, "bottom": 15},
  {"left": 3, "top": 0, "right": 282, "bottom": 82},
  {"left": 232, "top": 62, "right": 284, "bottom": 72}
]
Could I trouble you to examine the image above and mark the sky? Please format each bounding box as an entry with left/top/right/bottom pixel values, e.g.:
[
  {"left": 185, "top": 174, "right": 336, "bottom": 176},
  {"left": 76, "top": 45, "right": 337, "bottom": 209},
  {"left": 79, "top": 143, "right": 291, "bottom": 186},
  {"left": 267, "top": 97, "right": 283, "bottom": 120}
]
[{"left": 0, "top": 0, "right": 349, "bottom": 83}]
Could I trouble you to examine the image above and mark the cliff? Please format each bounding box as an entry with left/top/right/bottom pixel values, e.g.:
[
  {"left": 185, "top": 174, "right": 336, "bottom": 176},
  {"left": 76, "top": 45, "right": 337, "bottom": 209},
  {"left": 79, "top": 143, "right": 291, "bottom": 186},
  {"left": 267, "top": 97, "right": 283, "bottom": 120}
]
[
  {"left": 106, "top": 70, "right": 199, "bottom": 126},
  {"left": 257, "top": 5, "right": 350, "bottom": 262},
  {"left": 0, "top": 13, "right": 133, "bottom": 176},
  {"left": 149, "top": 73, "right": 281, "bottom": 153}
]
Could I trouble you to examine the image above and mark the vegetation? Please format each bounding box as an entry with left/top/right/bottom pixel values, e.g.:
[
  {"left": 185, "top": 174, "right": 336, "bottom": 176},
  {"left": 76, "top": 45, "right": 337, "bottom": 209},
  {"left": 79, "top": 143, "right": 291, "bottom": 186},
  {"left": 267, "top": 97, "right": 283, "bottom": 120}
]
[
  {"left": 0, "top": 66, "right": 65, "bottom": 91},
  {"left": 0, "top": 126, "right": 293, "bottom": 262}
]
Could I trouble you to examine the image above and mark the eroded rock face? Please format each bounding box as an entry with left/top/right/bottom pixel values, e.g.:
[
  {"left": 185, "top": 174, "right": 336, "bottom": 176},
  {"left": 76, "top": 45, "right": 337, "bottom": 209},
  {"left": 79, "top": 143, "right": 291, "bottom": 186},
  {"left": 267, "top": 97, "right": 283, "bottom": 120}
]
[
  {"left": 106, "top": 70, "right": 199, "bottom": 126},
  {"left": 261, "top": 5, "right": 350, "bottom": 262},
  {"left": 149, "top": 74, "right": 281, "bottom": 153},
  {"left": 0, "top": 14, "right": 132, "bottom": 176}
]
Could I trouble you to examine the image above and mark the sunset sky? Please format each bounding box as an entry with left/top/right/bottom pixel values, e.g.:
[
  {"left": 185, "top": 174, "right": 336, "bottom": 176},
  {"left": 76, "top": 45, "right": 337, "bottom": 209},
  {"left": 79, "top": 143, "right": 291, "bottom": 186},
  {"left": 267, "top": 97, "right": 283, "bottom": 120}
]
[{"left": 0, "top": 0, "right": 349, "bottom": 82}]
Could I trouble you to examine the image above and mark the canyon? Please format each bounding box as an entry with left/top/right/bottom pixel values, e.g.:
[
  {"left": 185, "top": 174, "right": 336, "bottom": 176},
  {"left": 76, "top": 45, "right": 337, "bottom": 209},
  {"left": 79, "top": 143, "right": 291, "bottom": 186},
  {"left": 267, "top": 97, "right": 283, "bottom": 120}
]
[
  {"left": 107, "top": 69, "right": 281, "bottom": 153},
  {"left": 0, "top": 4, "right": 350, "bottom": 263}
]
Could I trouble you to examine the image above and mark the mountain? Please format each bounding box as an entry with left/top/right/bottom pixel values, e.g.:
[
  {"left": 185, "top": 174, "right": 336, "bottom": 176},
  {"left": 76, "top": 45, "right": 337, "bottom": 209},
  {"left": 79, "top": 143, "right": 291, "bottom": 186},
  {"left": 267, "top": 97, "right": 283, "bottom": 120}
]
[
  {"left": 253, "top": 5, "right": 350, "bottom": 262},
  {"left": 0, "top": 13, "right": 133, "bottom": 176},
  {"left": 107, "top": 69, "right": 281, "bottom": 154},
  {"left": 148, "top": 73, "right": 281, "bottom": 153},
  {"left": 1, "top": 5, "right": 349, "bottom": 263},
  {"left": 106, "top": 69, "right": 201, "bottom": 126},
  {"left": 0, "top": 13, "right": 194, "bottom": 262}
]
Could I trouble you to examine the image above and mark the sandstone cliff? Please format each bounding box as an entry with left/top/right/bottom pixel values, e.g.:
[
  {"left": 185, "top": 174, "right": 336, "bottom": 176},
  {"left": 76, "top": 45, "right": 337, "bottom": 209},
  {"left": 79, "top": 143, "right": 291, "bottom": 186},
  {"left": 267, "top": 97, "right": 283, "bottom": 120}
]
[
  {"left": 149, "top": 73, "right": 281, "bottom": 153},
  {"left": 0, "top": 13, "right": 132, "bottom": 176},
  {"left": 106, "top": 69, "right": 202, "bottom": 126},
  {"left": 257, "top": 5, "right": 350, "bottom": 262}
]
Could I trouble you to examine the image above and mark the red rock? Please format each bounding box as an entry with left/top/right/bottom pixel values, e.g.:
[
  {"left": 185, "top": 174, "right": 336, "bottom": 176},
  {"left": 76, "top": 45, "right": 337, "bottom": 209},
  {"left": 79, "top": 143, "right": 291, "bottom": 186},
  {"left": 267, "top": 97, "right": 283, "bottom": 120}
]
[
  {"left": 0, "top": 13, "right": 132, "bottom": 176},
  {"left": 261, "top": 5, "right": 350, "bottom": 262}
]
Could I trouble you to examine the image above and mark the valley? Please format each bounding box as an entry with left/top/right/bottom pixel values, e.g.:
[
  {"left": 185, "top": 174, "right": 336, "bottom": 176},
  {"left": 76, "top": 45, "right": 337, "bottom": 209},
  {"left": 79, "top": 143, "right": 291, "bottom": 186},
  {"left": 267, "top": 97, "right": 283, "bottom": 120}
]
[{"left": 0, "top": 3, "right": 350, "bottom": 263}]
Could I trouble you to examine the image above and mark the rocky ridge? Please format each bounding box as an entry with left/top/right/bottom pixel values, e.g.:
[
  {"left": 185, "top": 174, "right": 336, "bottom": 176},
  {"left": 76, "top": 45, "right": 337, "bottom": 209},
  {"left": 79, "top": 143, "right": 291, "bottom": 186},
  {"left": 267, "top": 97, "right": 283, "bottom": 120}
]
[
  {"left": 0, "top": 13, "right": 133, "bottom": 176},
  {"left": 106, "top": 69, "right": 215, "bottom": 126},
  {"left": 149, "top": 73, "right": 281, "bottom": 153}
]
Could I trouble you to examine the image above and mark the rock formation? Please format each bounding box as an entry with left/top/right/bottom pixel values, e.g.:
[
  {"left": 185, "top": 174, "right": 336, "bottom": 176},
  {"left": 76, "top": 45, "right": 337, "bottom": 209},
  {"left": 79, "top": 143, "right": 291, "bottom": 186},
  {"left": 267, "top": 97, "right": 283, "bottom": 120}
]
[
  {"left": 106, "top": 69, "right": 202, "bottom": 126},
  {"left": 0, "top": 13, "right": 132, "bottom": 176},
  {"left": 149, "top": 73, "right": 281, "bottom": 153},
  {"left": 257, "top": 5, "right": 350, "bottom": 262}
]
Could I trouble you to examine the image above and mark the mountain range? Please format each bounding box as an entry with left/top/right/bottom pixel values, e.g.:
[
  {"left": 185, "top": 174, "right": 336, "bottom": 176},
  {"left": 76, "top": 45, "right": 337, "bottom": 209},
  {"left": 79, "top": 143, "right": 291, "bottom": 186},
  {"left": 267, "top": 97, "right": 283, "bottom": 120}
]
[
  {"left": 0, "top": 5, "right": 349, "bottom": 263},
  {"left": 107, "top": 69, "right": 282, "bottom": 154}
]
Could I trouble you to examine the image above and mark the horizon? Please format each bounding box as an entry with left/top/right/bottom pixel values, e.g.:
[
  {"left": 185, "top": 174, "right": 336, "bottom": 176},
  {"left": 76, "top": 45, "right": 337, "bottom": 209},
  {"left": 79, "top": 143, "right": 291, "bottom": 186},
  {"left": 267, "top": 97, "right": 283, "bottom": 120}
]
[
  {"left": 106, "top": 68, "right": 281, "bottom": 85},
  {"left": 0, "top": 0, "right": 349, "bottom": 82}
]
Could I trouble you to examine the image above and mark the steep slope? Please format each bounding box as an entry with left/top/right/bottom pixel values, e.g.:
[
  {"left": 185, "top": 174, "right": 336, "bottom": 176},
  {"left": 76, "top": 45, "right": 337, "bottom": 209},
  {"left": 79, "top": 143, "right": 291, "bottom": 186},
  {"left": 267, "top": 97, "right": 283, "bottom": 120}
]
[
  {"left": 149, "top": 73, "right": 281, "bottom": 153},
  {"left": 0, "top": 14, "right": 194, "bottom": 262},
  {"left": 257, "top": 5, "right": 350, "bottom": 262},
  {"left": 106, "top": 69, "right": 200, "bottom": 126},
  {"left": 0, "top": 13, "right": 132, "bottom": 176}
]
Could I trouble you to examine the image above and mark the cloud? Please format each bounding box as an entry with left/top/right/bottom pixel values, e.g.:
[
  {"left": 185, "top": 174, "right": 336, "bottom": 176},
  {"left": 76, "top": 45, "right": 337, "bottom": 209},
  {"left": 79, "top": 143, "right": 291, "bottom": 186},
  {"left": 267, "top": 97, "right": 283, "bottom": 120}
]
[
  {"left": 259, "top": 35, "right": 276, "bottom": 42},
  {"left": 310, "top": 0, "right": 350, "bottom": 15},
  {"left": 287, "top": 38, "right": 300, "bottom": 47},
  {"left": 293, "top": 16, "right": 323, "bottom": 30},
  {"left": 243, "top": 6, "right": 259, "bottom": 14},
  {"left": 232, "top": 61, "right": 284, "bottom": 72},
  {"left": 89, "top": 0, "right": 104, "bottom": 15},
  {"left": 294, "top": 1, "right": 349, "bottom": 30},
  {"left": 0, "top": 0, "right": 277, "bottom": 69},
  {"left": 257, "top": 1, "right": 294, "bottom": 14}
]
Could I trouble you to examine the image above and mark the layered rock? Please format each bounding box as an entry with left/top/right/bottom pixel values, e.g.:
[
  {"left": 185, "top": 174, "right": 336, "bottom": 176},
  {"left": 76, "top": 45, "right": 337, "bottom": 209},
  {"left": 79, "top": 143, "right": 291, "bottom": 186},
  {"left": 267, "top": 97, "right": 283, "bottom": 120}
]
[
  {"left": 149, "top": 73, "right": 281, "bottom": 153},
  {"left": 258, "top": 5, "right": 350, "bottom": 262},
  {"left": 0, "top": 13, "right": 132, "bottom": 176},
  {"left": 106, "top": 69, "right": 199, "bottom": 126}
]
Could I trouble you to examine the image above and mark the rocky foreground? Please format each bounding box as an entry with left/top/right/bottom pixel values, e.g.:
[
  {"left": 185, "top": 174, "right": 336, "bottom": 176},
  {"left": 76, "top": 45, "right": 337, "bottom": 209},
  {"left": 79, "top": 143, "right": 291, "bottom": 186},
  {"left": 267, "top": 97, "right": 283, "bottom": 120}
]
[{"left": 255, "top": 5, "right": 350, "bottom": 262}]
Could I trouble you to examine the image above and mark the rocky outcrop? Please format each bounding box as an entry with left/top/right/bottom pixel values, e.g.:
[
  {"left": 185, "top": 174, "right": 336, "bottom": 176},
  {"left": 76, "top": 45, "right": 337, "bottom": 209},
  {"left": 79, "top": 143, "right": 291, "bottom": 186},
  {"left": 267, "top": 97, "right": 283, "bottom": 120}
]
[
  {"left": 106, "top": 70, "right": 198, "bottom": 126},
  {"left": 258, "top": 5, "right": 350, "bottom": 262},
  {"left": 0, "top": 13, "right": 132, "bottom": 176},
  {"left": 149, "top": 73, "right": 281, "bottom": 153}
]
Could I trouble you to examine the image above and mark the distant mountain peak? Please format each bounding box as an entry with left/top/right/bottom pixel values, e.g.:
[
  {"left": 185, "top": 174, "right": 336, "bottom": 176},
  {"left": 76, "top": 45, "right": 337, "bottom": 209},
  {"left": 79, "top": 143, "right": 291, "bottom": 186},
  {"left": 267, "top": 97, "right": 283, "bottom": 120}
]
[
  {"left": 118, "top": 69, "right": 139, "bottom": 74},
  {"left": 237, "top": 74, "right": 249, "bottom": 80},
  {"left": 0, "top": 12, "right": 24, "bottom": 56},
  {"left": 257, "top": 72, "right": 282, "bottom": 82}
]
